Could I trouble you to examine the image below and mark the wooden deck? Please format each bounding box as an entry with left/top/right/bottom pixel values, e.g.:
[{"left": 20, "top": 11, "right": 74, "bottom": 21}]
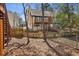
[{"left": 0, "top": 3, "right": 11, "bottom": 55}]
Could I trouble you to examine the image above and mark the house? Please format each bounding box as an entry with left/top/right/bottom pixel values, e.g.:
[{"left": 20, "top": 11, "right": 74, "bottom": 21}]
[{"left": 26, "top": 8, "right": 54, "bottom": 31}]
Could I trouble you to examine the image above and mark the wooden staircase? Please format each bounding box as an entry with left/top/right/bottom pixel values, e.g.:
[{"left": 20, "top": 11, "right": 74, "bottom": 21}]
[
  {"left": 0, "top": 3, "right": 11, "bottom": 55},
  {"left": 4, "top": 17, "right": 11, "bottom": 46},
  {"left": 4, "top": 4, "right": 11, "bottom": 46},
  {"left": 0, "top": 10, "right": 4, "bottom": 55},
  {"left": 0, "top": 3, "right": 11, "bottom": 47}
]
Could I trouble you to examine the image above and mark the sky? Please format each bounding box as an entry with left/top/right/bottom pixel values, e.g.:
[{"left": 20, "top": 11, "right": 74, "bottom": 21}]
[
  {"left": 6, "top": 3, "right": 79, "bottom": 14},
  {"left": 6, "top": 3, "right": 38, "bottom": 15},
  {"left": 6, "top": 3, "right": 79, "bottom": 22},
  {"left": 6, "top": 3, "right": 59, "bottom": 21},
  {"left": 6, "top": 3, "right": 24, "bottom": 21},
  {"left": 6, "top": 3, "right": 23, "bottom": 15},
  {"left": 6, "top": 3, "right": 38, "bottom": 21},
  {"left": 6, "top": 3, "right": 59, "bottom": 15}
]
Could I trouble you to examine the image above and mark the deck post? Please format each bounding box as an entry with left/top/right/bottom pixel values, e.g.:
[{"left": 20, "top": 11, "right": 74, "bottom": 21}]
[
  {"left": 0, "top": 19, "right": 4, "bottom": 56},
  {"left": 0, "top": 3, "right": 5, "bottom": 56}
]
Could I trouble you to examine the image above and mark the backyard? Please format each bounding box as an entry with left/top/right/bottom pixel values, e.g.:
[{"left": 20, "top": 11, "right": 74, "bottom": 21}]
[
  {"left": 1, "top": 3, "right": 79, "bottom": 56},
  {"left": 4, "top": 30, "right": 79, "bottom": 56}
]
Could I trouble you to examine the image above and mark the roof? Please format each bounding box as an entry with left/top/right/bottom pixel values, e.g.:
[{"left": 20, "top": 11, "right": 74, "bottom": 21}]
[{"left": 27, "top": 9, "right": 53, "bottom": 17}]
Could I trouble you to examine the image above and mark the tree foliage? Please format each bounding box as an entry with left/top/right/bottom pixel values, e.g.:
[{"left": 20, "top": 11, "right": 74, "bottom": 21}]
[{"left": 56, "top": 4, "right": 77, "bottom": 29}]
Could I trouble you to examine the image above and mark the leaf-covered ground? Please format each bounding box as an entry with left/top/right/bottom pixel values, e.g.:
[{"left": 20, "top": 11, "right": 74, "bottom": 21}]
[{"left": 4, "top": 37, "right": 79, "bottom": 56}]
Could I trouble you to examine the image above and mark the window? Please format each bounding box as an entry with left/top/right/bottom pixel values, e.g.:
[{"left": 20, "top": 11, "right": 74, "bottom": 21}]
[{"left": 44, "top": 17, "right": 48, "bottom": 22}]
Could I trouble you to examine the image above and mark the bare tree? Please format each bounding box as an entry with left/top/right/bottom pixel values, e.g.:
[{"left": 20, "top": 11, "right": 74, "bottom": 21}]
[{"left": 22, "top": 3, "right": 29, "bottom": 45}]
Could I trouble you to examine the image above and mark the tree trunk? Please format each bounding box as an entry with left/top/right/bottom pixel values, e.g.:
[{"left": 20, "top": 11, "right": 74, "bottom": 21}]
[
  {"left": 41, "top": 3, "right": 47, "bottom": 41},
  {"left": 22, "top": 3, "right": 29, "bottom": 45}
]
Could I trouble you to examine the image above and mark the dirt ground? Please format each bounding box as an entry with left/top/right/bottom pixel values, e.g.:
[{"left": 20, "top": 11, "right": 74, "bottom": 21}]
[{"left": 4, "top": 37, "right": 79, "bottom": 56}]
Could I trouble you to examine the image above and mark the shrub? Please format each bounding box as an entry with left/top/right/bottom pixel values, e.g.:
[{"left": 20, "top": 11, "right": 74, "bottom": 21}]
[{"left": 11, "top": 28, "right": 24, "bottom": 39}]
